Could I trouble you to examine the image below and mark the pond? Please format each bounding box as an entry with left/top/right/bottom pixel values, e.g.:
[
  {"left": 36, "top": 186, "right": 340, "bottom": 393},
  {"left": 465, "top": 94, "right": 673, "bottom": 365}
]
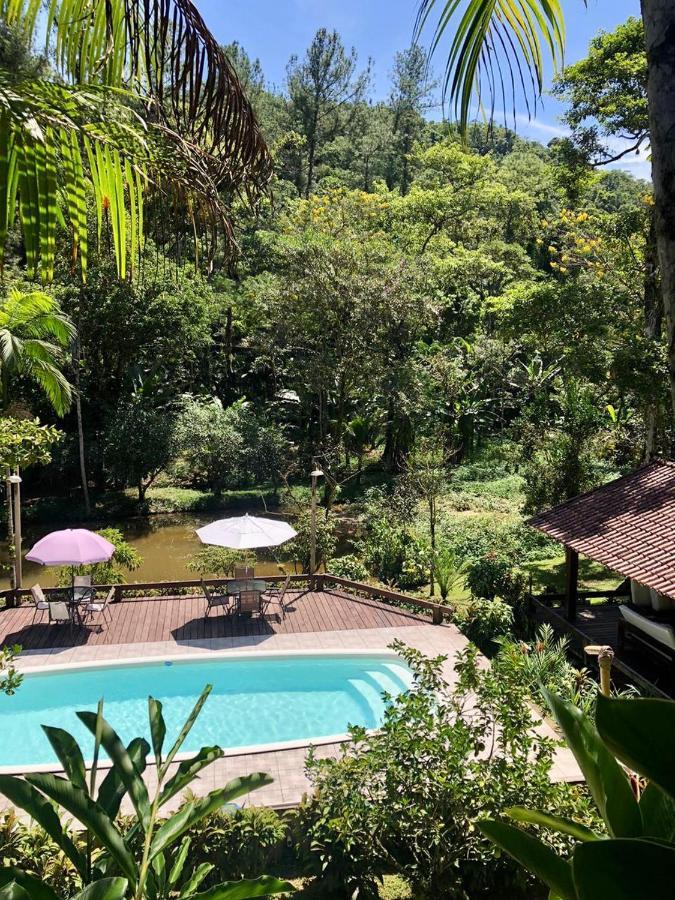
[{"left": 0, "top": 510, "right": 351, "bottom": 589}]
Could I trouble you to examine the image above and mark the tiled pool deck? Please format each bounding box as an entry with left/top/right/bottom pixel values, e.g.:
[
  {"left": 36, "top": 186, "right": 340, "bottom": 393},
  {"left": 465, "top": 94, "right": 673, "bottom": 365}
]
[{"left": 1, "top": 590, "right": 582, "bottom": 813}]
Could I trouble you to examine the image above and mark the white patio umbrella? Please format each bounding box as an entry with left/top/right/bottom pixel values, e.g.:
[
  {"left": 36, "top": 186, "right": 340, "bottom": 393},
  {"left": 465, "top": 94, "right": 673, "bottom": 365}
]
[{"left": 196, "top": 514, "right": 297, "bottom": 550}]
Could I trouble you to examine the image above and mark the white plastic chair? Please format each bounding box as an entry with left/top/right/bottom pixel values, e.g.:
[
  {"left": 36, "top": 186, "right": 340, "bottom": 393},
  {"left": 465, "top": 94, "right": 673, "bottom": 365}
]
[
  {"left": 30, "top": 585, "right": 49, "bottom": 624},
  {"left": 83, "top": 587, "right": 114, "bottom": 631},
  {"left": 73, "top": 574, "right": 94, "bottom": 604},
  {"left": 48, "top": 600, "right": 75, "bottom": 632}
]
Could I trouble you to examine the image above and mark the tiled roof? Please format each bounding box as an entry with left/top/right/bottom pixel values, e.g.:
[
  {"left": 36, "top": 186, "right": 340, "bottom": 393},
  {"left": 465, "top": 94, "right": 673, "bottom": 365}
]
[{"left": 527, "top": 461, "right": 675, "bottom": 598}]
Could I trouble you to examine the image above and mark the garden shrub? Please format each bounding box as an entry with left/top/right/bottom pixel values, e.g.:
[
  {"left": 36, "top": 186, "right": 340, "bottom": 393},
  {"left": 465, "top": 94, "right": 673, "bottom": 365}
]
[
  {"left": 358, "top": 517, "right": 429, "bottom": 589},
  {"left": 442, "top": 519, "right": 557, "bottom": 568},
  {"left": 329, "top": 553, "right": 369, "bottom": 581},
  {"left": 186, "top": 806, "right": 289, "bottom": 882},
  {"left": 492, "top": 624, "right": 636, "bottom": 715},
  {"left": 464, "top": 553, "right": 527, "bottom": 602},
  {"left": 280, "top": 509, "right": 338, "bottom": 573},
  {"left": 453, "top": 597, "right": 514, "bottom": 652},
  {"left": 0, "top": 805, "right": 291, "bottom": 896},
  {"left": 297, "top": 642, "right": 598, "bottom": 899},
  {"left": 0, "top": 811, "right": 80, "bottom": 898}
]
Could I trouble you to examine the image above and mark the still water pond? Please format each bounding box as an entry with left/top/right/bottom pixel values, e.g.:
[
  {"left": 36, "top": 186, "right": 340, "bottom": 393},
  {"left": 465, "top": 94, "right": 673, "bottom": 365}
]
[{"left": 1, "top": 512, "right": 309, "bottom": 588}]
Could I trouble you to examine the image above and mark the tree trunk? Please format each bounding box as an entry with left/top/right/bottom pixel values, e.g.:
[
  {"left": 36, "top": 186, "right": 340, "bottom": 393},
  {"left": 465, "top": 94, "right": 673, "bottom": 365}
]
[
  {"left": 383, "top": 400, "right": 414, "bottom": 473},
  {"left": 334, "top": 372, "right": 347, "bottom": 457},
  {"left": 643, "top": 206, "right": 662, "bottom": 460},
  {"left": 305, "top": 105, "right": 319, "bottom": 199},
  {"left": 5, "top": 470, "right": 14, "bottom": 591},
  {"left": 429, "top": 496, "right": 436, "bottom": 597},
  {"left": 642, "top": 0, "right": 675, "bottom": 433},
  {"left": 73, "top": 337, "right": 91, "bottom": 516}
]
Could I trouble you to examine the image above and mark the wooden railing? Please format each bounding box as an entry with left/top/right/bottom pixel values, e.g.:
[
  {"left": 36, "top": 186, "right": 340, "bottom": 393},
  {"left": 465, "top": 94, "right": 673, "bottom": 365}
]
[
  {"left": 0, "top": 573, "right": 450, "bottom": 624},
  {"left": 321, "top": 575, "right": 449, "bottom": 624},
  {"left": 0, "top": 574, "right": 305, "bottom": 607}
]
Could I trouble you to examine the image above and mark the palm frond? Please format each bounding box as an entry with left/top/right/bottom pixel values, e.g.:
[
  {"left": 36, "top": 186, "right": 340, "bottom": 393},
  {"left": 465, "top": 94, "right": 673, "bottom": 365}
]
[
  {"left": 0, "top": 289, "right": 75, "bottom": 415},
  {"left": 415, "top": 0, "right": 565, "bottom": 133},
  {"left": 0, "top": 77, "right": 231, "bottom": 280},
  {"left": 20, "top": 355, "right": 73, "bottom": 416},
  {"left": 0, "top": 0, "right": 273, "bottom": 281},
  {"left": 0, "top": 0, "right": 273, "bottom": 194}
]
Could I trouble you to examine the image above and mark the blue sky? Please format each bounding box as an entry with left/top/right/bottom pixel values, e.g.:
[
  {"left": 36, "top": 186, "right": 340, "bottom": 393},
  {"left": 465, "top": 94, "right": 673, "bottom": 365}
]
[{"left": 199, "top": 0, "right": 648, "bottom": 178}]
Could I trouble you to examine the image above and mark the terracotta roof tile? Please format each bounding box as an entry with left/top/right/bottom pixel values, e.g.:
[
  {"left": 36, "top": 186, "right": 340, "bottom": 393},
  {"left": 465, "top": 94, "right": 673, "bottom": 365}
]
[{"left": 527, "top": 461, "right": 675, "bottom": 598}]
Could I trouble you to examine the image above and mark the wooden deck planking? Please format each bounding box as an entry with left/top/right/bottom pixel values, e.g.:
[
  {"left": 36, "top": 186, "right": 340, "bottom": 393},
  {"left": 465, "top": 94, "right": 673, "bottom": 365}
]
[
  {"left": 534, "top": 600, "right": 673, "bottom": 697},
  {"left": 0, "top": 589, "right": 427, "bottom": 652}
]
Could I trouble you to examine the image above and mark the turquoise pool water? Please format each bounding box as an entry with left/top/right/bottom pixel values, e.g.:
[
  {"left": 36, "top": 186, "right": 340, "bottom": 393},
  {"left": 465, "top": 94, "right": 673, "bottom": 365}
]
[{"left": 0, "top": 653, "right": 413, "bottom": 768}]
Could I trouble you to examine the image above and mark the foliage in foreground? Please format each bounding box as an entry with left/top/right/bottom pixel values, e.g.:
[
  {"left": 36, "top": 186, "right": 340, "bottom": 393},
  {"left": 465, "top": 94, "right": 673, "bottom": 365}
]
[
  {"left": 480, "top": 692, "right": 675, "bottom": 899},
  {"left": 297, "top": 641, "right": 597, "bottom": 899},
  {"left": 0, "top": 685, "right": 292, "bottom": 900},
  {"left": 0, "top": 645, "right": 21, "bottom": 696},
  {"left": 0, "top": 805, "right": 293, "bottom": 899}
]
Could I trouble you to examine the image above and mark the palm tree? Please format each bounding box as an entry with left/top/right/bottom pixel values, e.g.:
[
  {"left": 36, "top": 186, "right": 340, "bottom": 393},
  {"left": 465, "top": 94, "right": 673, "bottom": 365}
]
[
  {"left": 0, "top": 287, "right": 74, "bottom": 587},
  {"left": 415, "top": 0, "right": 675, "bottom": 422},
  {"left": 0, "top": 288, "right": 74, "bottom": 416}
]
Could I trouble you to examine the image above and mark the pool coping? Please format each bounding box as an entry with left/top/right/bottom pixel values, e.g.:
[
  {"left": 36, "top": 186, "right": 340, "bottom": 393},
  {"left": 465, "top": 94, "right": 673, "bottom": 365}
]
[{"left": 1, "top": 647, "right": 407, "bottom": 775}]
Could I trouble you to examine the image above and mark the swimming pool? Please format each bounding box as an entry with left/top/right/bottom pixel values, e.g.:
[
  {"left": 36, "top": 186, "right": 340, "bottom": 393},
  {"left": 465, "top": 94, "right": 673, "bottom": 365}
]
[{"left": 0, "top": 652, "right": 413, "bottom": 769}]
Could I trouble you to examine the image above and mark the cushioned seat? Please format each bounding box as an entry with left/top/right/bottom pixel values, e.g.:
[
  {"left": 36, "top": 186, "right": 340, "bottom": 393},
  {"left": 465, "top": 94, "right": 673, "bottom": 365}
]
[{"left": 620, "top": 606, "right": 675, "bottom": 650}]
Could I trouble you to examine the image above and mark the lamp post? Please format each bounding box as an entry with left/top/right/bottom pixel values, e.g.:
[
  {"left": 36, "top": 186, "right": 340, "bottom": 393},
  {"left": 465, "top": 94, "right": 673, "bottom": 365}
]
[
  {"left": 310, "top": 467, "right": 323, "bottom": 578},
  {"left": 7, "top": 473, "right": 22, "bottom": 589}
]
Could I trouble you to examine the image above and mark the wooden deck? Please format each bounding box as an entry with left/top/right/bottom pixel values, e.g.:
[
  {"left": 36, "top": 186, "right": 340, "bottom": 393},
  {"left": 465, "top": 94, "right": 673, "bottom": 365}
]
[
  {"left": 0, "top": 588, "right": 427, "bottom": 652},
  {"left": 533, "top": 599, "right": 673, "bottom": 698}
]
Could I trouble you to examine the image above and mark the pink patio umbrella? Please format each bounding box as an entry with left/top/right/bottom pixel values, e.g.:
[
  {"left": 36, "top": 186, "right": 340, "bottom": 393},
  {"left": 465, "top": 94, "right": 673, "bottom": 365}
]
[{"left": 26, "top": 529, "right": 115, "bottom": 567}]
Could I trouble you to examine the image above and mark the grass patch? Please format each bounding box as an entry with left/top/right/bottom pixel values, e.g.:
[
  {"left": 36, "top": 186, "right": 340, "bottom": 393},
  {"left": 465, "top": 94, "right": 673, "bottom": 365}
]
[
  {"left": 20, "top": 484, "right": 284, "bottom": 527},
  {"left": 290, "top": 875, "right": 412, "bottom": 898},
  {"left": 525, "top": 554, "right": 623, "bottom": 594}
]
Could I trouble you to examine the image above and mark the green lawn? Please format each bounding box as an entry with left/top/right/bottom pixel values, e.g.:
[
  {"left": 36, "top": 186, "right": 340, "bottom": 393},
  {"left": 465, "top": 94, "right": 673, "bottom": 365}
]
[
  {"left": 525, "top": 554, "right": 623, "bottom": 595},
  {"left": 291, "top": 875, "right": 411, "bottom": 898}
]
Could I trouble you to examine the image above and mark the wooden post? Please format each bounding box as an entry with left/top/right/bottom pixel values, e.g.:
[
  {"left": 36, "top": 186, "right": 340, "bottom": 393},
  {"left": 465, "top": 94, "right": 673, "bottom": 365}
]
[
  {"left": 586, "top": 645, "right": 614, "bottom": 696},
  {"left": 565, "top": 546, "right": 579, "bottom": 621},
  {"left": 12, "top": 471, "right": 22, "bottom": 589}
]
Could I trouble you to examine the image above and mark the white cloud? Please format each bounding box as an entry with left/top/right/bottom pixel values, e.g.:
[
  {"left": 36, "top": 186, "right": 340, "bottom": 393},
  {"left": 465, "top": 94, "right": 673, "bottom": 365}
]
[{"left": 514, "top": 114, "right": 569, "bottom": 138}]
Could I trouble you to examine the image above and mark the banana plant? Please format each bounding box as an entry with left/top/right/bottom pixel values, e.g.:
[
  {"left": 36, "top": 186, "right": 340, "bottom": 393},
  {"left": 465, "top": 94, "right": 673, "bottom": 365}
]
[
  {"left": 0, "top": 685, "right": 292, "bottom": 900},
  {"left": 478, "top": 690, "right": 675, "bottom": 899}
]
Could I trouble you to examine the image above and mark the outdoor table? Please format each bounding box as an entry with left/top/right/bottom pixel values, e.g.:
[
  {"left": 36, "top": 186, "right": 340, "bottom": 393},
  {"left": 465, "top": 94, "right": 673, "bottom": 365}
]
[{"left": 226, "top": 578, "right": 267, "bottom": 594}]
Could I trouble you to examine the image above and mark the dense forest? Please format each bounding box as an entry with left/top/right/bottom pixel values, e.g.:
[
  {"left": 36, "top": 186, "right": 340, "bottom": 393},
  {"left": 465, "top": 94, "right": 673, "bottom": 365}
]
[{"left": 0, "top": 15, "right": 666, "bottom": 589}]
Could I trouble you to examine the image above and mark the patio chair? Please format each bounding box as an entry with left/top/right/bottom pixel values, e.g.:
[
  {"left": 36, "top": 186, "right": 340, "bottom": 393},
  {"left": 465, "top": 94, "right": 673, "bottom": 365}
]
[
  {"left": 264, "top": 575, "right": 292, "bottom": 620},
  {"left": 202, "top": 580, "right": 234, "bottom": 618},
  {"left": 48, "top": 600, "right": 75, "bottom": 632},
  {"left": 73, "top": 574, "right": 94, "bottom": 605},
  {"left": 239, "top": 589, "right": 262, "bottom": 617},
  {"left": 30, "top": 584, "right": 49, "bottom": 624},
  {"left": 83, "top": 587, "right": 114, "bottom": 631}
]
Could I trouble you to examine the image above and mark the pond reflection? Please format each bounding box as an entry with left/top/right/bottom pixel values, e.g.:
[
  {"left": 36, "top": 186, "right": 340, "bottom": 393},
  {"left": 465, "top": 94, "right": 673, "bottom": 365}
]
[{"left": 1, "top": 510, "right": 354, "bottom": 588}]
